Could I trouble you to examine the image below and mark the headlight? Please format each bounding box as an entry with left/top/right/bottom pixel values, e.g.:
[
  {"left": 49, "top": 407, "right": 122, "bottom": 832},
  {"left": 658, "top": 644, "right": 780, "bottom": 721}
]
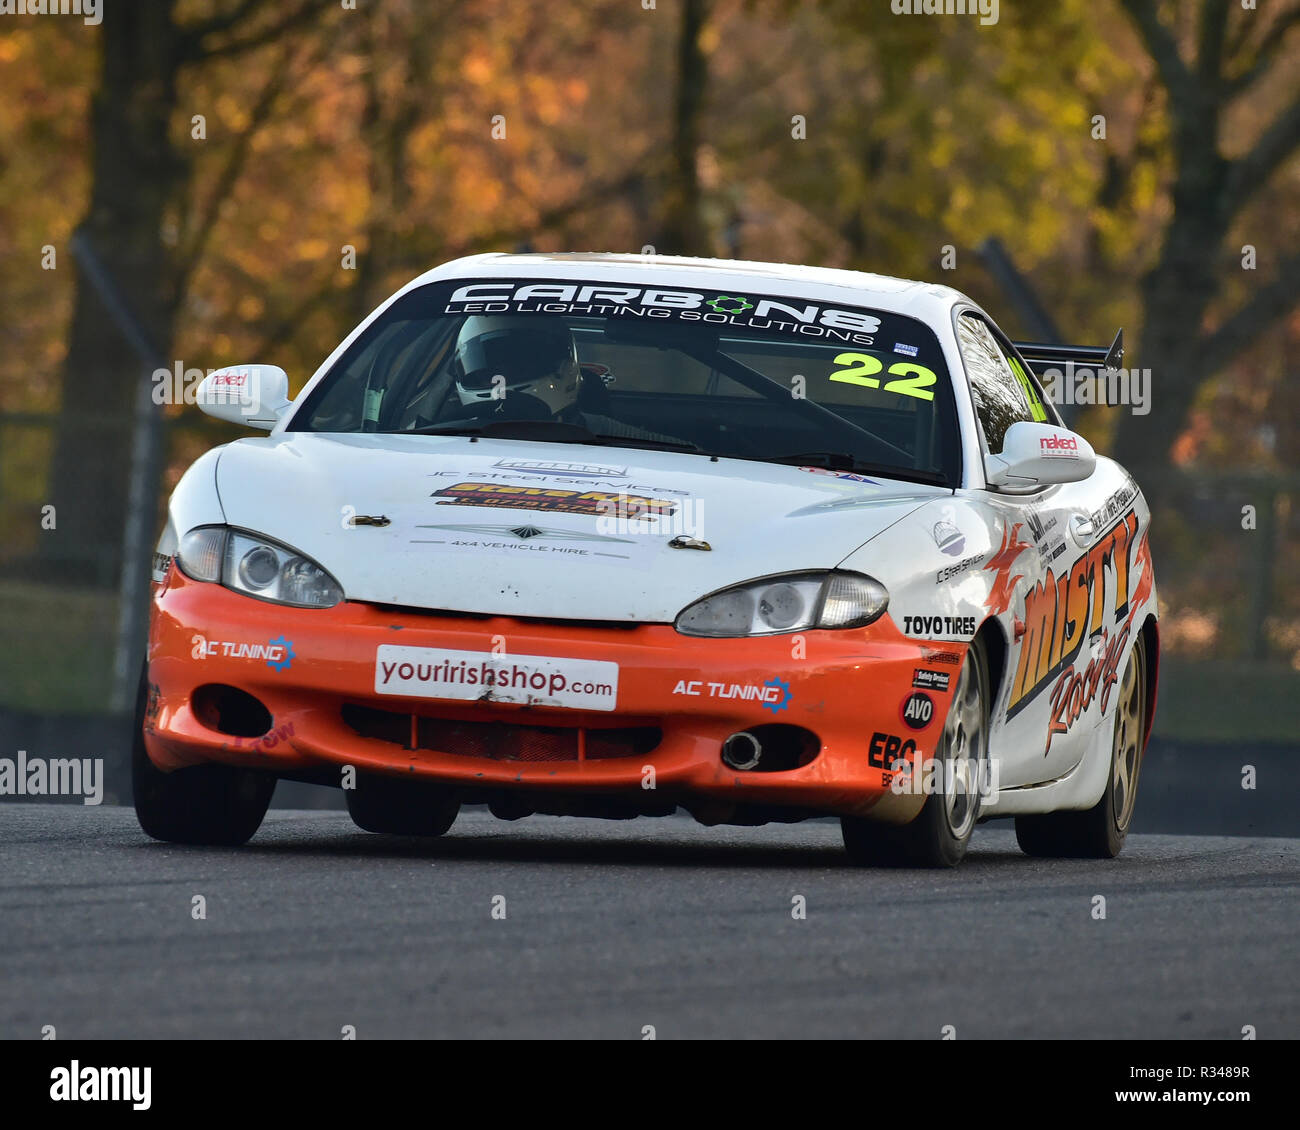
[
  {"left": 675, "top": 571, "right": 888, "bottom": 637},
  {"left": 177, "top": 525, "right": 343, "bottom": 608},
  {"left": 176, "top": 526, "right": 225, "bottom": 583}
]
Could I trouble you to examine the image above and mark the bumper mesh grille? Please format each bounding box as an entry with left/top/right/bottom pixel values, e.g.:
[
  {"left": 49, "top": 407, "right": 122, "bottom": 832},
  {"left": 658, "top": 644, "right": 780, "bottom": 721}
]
[{"left": 341, "top": 703, "right": 660, "bottom": 762}]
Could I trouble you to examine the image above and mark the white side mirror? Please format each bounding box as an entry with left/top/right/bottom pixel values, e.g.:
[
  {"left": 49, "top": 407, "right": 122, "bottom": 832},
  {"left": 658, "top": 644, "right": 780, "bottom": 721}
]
[
  {"left": 195, "top": 365, "right": 291, "bottom": 430},
  {"left": 985, "top": 421, "right": 1096, "bottom": 492},
  {"left": 195, "top": 366, "right": 292, "bottom": 426}
]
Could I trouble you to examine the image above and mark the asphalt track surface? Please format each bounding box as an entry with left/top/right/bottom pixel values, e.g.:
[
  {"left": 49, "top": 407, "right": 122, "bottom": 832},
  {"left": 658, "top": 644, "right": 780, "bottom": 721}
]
[{"left": 2, "top": 804, "right": 1296, "bottom": 1039}]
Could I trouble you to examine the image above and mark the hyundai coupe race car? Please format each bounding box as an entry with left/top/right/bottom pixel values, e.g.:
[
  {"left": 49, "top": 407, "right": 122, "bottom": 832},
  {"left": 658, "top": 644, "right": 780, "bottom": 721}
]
[{"left": 134, "top": 252, "right": 1159, "bottom": 867}]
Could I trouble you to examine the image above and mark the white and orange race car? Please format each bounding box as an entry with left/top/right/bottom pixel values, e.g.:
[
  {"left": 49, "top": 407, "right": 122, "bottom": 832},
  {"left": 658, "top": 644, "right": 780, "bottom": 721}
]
[{"left": 135, "top": 253, "right": 1158, "bottom": 866}]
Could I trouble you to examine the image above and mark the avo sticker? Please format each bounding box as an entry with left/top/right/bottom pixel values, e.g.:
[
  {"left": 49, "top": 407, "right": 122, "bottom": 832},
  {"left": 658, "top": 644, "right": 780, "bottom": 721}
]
[{"left": 901, "top": 691, "right": 935, "bottom": 730}]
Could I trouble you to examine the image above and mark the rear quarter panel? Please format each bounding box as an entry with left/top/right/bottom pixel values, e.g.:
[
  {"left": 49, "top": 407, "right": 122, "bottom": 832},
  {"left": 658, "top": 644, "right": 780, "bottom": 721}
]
[{"left": 839, "top": 456, "right": 1156, "bottom": 793}]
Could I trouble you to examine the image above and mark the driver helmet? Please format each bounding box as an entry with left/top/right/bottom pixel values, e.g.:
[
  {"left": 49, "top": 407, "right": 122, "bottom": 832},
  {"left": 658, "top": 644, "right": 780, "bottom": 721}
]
[{"left": 452, "top": 315, "right": 580, "bottom": 414}]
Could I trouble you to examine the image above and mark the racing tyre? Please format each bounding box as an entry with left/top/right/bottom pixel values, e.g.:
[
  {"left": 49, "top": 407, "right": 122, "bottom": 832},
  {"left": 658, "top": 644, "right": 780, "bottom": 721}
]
[
  {"left": 132, "top": 668, "right": 276, "bottom": 846},
  {"left": 1015, "top": 633, "right": 1148, "bottom": 859},
  {"left": 841, "top": 636, "right": 990, "bottom": 868},
  {"left": 345, "top": 772, "right": 460, "bottom": 836}
]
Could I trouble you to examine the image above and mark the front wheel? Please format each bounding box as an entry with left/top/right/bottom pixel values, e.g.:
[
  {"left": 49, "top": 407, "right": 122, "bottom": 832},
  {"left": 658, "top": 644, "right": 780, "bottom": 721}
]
[
  {"left": 1015, "top": 632, "right": 1148, "bottom": 859},
  {"left": 841, "top": 636, "right": 990, "bottom": 868},
  {"left": 345, "top": 771, "right": 460, "bottom": 836},
  {"left": 132, "top": 668, "right": 276, "bottom": 846}
]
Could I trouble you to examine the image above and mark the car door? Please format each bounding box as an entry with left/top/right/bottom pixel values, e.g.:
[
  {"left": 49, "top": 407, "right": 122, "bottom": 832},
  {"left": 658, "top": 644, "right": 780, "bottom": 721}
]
[{"left": 954, "top": 309, "right": 1104, "bottom": 787}]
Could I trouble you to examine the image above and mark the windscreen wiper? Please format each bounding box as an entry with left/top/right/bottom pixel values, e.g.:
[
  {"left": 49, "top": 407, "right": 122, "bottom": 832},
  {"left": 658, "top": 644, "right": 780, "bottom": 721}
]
[
  {"left": 402, "top": 418, "right": 705, "bottom": 454},
  {"left": 403, "top": 419, "right": 593, "bottom": 440},
  {"left": 754, "top": 451, "right": 949, "bottom": 487},
  {"left": 587, "top": 433, "right": 705, "bottom": 454}
]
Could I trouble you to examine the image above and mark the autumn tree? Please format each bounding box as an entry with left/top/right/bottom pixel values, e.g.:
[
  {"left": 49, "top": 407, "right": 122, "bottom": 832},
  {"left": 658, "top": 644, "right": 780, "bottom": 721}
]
[
  {"left": 1110, "top": 0, "right": 1300, "bottom": 472},
  {"left": 656, "top": 0, "right": 713, "bottom": 254},
  {"left": 46, "top": 0, "right": 325, "bottom": 583}
]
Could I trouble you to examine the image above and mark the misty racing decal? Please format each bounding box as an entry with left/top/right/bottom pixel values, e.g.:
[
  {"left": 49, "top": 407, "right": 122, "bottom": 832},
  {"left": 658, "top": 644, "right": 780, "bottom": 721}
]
[
  {"left": 1042, "top": 522, "right": 1156, "bottom": 755},
  {"left": 1008, "top": 507, "right": 1141, "bottom": 722}
]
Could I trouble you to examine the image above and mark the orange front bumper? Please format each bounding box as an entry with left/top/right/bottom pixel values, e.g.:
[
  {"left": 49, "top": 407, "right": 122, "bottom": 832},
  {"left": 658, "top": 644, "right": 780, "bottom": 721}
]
[{"left": 143, "top": 568, "right": 965, "bottom": 818}]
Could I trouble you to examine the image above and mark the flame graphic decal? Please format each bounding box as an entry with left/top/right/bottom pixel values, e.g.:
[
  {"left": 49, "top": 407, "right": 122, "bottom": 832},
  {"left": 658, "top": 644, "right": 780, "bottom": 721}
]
[{"left": 983, "top": 521, "right": 1031, "bottom": 615}]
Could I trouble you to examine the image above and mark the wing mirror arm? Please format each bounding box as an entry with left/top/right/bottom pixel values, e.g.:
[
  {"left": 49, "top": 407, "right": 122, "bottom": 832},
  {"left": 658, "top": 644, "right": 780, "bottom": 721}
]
[{"left": 983, "top": 453, "right": 1041, "bottom": 494}]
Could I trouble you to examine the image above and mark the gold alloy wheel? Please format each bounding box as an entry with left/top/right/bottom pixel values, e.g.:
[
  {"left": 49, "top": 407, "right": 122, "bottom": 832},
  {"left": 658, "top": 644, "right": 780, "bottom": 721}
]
[{"left": 1110, "top": 642, "right": 1146, "bottom": 834}]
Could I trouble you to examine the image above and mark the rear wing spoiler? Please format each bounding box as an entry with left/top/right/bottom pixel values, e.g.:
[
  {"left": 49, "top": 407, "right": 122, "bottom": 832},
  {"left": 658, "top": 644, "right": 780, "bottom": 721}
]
[{"left": 1012, "top": 329, "right": 1125, "bottom": 377}]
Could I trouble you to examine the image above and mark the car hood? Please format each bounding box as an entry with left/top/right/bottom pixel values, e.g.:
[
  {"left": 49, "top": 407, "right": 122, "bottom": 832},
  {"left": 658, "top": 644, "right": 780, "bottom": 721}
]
[{"left": 213, "top": 433, "right": 945, "bottom": 622}]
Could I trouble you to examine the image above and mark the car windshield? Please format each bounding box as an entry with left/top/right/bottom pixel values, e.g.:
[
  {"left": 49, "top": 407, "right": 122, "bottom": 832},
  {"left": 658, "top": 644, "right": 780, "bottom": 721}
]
[{"left": 290, "top": 278, "right": 962, "bottom": 485}]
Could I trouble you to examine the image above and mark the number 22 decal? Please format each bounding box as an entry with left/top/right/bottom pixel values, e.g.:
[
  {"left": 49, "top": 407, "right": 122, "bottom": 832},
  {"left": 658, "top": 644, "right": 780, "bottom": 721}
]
[{"left": 829, "top": 353, "right": 936, "bottom": 401}]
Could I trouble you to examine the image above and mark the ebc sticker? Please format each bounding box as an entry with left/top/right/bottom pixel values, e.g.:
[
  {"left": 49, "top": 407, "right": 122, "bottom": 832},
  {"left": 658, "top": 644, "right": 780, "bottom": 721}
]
[{"left": 868, "top": 731, "right": 917, "bottom": 770}]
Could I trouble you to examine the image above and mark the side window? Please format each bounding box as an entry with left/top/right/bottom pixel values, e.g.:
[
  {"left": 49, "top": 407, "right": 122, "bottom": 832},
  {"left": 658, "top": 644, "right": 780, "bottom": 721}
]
[
  {"left": 957, "top": 313, "right": 1036, "bottom": 453},
  {"left": 1004, "top": 348, "right": 1052, "bottom": 425}
]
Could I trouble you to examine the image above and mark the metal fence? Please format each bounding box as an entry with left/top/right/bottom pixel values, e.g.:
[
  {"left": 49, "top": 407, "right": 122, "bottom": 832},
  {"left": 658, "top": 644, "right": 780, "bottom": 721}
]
[{"left": 0, "top": 410, "right": 223, "bottom": 715}]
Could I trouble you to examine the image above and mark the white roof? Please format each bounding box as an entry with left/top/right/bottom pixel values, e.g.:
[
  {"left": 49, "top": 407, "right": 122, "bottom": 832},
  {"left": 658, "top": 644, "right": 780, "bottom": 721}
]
[{"left": 408, "top": 251, "right": 972, "bottom": 322}]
